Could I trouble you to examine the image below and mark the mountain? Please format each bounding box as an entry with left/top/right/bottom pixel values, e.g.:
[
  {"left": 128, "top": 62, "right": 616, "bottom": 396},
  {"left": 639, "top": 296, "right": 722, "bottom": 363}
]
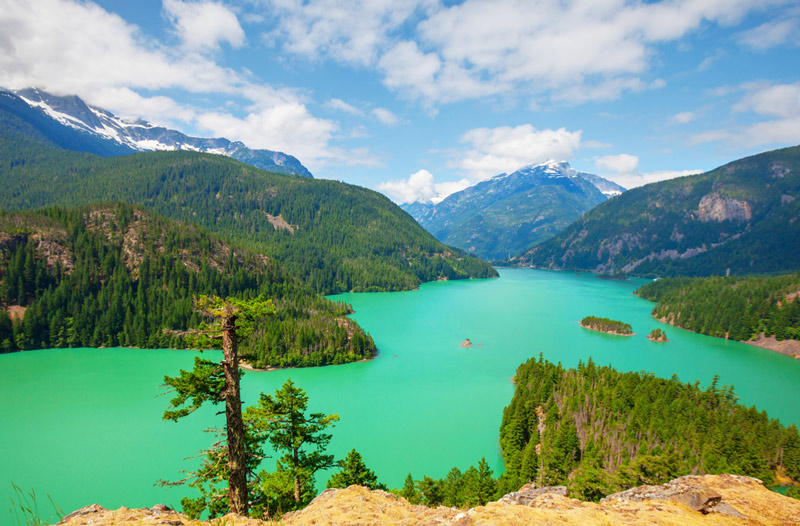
[
  {"left": 402, "top": 162, "right": 624, "bottom": 260},
  {"left": 0, "top": 108, "right": 496, "bottom": 294},
  {"left": 1, "top": 88, "right": 312, "bottom": 177},
  {"left": 0, "top": 202, "right": 375, "bottom": 367},
  {"left": 516, "top": 146, "right": 800, "bottom": 276}
]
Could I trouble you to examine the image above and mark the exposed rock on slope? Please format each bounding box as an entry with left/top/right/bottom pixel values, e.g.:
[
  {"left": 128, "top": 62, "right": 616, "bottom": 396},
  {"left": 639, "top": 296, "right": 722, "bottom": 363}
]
[
  {"left": 517, "top": 145, "right": 800, "bottom": 277},
  {"left": 53, "top": 475, "right": 800, "bottom": 526}
]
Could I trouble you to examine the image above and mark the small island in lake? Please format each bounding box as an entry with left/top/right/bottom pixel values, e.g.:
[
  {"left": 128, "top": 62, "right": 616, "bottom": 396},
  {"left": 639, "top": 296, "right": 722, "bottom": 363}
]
[
  {"left": 581, "top": 316, "right": 634, "bottom": 336},
  {"left": 648, "top": 328, "right": 668, "bottom": 342}
]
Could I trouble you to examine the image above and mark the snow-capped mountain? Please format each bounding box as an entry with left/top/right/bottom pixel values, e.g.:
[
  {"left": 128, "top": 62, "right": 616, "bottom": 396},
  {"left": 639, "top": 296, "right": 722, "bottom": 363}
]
[
  {"left": 2, "top": 88, "right": 312, "bottom": 177},
  {"left": 401, "top": 161, "right": 626, "bottom": 260}
]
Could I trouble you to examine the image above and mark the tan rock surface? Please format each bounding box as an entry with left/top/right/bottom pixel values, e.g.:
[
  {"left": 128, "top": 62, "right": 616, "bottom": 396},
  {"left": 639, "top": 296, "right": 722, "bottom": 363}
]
[{"left": 53, "top": 475, "right": 800, "bottom": 526}]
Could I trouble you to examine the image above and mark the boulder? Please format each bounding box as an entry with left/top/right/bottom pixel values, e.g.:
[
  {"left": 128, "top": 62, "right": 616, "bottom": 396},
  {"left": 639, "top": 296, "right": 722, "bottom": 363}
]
[
  {"left": 501, "top": 484, "right": 568, "bottom": 506},
  {"left": 601, "top": 475, "right": 722, "bottom": 513}
]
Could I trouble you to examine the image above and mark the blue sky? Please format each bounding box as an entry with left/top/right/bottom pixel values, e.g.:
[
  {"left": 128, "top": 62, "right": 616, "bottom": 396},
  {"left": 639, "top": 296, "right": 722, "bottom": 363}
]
[{"left": 1, "top": 0, "right": 799, "bottom": 203}]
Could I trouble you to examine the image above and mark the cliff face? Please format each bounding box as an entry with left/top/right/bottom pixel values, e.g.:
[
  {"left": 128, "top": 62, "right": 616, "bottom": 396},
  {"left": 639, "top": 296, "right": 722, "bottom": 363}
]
[{"left": 53, "top": 474, "right": 800, "bottom": 526}]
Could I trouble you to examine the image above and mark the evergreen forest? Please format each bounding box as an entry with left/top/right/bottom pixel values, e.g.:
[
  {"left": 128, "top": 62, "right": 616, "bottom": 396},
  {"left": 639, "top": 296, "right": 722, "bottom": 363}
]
[
  {"left": 580, "top": 316, "right": 633, "bottom": 335},
  {"left": 636, "top": 274, "right": 800, "bottom": 342},
  {"left": 0, "top": 203, "right": 375, "bottom": 367},
  {"left": 518, "top": 145, "right": 800, "bottom": 277},
  {"left": 0, "top": 111, "right": 496, "bottom": 294},
  {"left": 497, "top": 355, "right": 800, "bottom": 501}
]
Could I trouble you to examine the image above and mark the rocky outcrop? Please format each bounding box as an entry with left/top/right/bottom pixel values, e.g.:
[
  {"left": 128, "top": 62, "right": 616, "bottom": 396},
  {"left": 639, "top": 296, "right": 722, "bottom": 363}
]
[
  {"left": 500, "top": 484, "right": 567, "bottom": 505},
  {"left": 52, "top": 474, "right": 800, "bottom": 526},
  {"left": 695, "top": 192, "right": 752, "bottom": 223},
  {"left": 602, "top": 475, "right": 723, "bottom": 513}
]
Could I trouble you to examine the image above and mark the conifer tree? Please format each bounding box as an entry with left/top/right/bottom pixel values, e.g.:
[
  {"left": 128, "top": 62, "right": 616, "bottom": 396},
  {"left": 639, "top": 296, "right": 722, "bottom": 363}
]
[
  {"left": 327, "top": 449, "right": 386, "bottom": 490},
  {"left": 163, "top": 294, "right": 275, "bottom": 516},
  {"left": 246, "top": 378, "right": 339, "bottom": 505}
]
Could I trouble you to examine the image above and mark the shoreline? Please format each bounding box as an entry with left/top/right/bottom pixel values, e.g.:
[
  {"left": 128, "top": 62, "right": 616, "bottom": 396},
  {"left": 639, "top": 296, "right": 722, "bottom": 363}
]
[
  {"left": 239, "top": 353, "right": 377, "bottom": 372},
  {"left": 654, "top": 316, "right": 800, "bottom": 359},
  {"left": 0, "top": 346, "right": 382, "bottom": 368}
]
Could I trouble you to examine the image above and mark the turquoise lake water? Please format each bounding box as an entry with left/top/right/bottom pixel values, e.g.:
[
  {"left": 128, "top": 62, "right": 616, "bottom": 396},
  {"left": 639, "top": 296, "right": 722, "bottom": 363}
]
[{"left": 2, "top": 268, "right": 799, "bottom": 521}]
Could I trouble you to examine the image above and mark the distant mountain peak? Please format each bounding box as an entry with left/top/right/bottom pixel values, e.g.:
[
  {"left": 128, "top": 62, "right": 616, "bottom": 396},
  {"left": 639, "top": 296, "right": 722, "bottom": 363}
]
[
  {"left": 6, "top": 87, "right": 313, "bottom": 177},
  {"left": 402, "top": 162, "right": 624, "bottom": 260}
]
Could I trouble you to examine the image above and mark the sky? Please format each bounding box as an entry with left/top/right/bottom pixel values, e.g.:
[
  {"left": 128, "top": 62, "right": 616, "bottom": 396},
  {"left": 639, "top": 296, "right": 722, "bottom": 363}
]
[{"left": 0, "top": 0, "right": 799, "bottom": 204}]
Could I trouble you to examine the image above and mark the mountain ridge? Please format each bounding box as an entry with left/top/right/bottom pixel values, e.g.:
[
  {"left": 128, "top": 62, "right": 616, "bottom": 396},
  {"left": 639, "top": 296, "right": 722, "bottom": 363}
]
[
  {"left": 0, "top": 107, "right": 496, "bottom": 294},
  {"left": 2, "top": 87, "right": 312, "bottom": 177},
  {"left": 516, "top": 145, "right": 800, "bottom": 276},
  {"left": 402, "top": 161, "right": 625, "bottom": 260}
]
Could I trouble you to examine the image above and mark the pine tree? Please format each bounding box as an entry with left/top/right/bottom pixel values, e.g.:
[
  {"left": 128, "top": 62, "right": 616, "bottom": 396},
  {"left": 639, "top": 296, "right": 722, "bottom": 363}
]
[
  {"left": 246, "top": 378, "right": 339, "bottom": 505},
  {"left": 327, "top": 449, "right": 386, "bottom": 490},
  {"left": 163, "top": 294, "right": 275, "bottom": 516}
]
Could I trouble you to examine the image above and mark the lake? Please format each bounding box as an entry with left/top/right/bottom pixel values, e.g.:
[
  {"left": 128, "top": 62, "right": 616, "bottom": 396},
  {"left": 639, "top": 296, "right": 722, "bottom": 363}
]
[{"left": 2, "top": 268, "right": 799, "bottom": 521}]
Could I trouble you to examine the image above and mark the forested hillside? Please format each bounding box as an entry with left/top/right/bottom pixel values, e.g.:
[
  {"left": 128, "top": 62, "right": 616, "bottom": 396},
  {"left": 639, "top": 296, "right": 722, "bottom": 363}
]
[
  {"left": 0, "top": 203, "right": 375, "bottom": 367},
  {"left": 0, "top": 110, "right": 496, "bottom": 294},
  {"left": 517, "top": 145, "right": 800, "bottom": 277},
  {"left": 636, "top": 274, "right": 800, "bottom": 343},
  {"left": 498, "top": 356, "right": 800, "bottom": 500}
]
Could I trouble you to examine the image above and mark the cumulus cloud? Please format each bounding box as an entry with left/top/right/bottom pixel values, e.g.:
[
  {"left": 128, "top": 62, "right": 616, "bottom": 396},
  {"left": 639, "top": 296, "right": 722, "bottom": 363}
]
[
  {"left": 596, "top": 154, "right": 639, "bottom": 174},
  {"left": 232, "top": 0, "right": 792, "bottom": 108},
  {"left": 377, "top": 169, "right": 470, "bottom": 204},
  {"left": 595, "top": 154, "right": 700, "bottom": 188},
  {"left": 617, "top": 169, "right": 702, "bottom": 189},
  {"left": 256, "top": 0, "right": 437, "bottom": 66},
  {"left": 0, "top": 0, "right": 374, "bottom": 172},
  {"left": 163, "top": 0, "right": 245, "bottom": 51},
  {"left": 371, "top": 107, "right": 399, "bottom": 126},
  {"left": 454, "top": 125, "right": 582, "bottom": 181},
  {"left": 691, "top": 82, "right": 800, "bottom": 148},
  {"left": 384, "top": 0, "right": 781, "bottom": 106},
  {"left": 195, "top": 103, "right": 382, "bottom": 170}
]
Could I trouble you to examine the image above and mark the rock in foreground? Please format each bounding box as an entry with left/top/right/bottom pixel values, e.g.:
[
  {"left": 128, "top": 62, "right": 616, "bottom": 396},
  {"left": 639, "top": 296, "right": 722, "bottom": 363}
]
[{"left": 54, "top": 474, "right": 799, "bottom": 526}]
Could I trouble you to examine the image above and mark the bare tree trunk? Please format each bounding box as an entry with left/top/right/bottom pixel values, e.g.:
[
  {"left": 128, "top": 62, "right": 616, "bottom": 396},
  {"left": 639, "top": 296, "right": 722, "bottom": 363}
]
[
  {"left": 293, "top": 447, "right": 301, "bottom": 502},
  {"left": 223, "top": 311, "right": 248, "bottom": 515}
]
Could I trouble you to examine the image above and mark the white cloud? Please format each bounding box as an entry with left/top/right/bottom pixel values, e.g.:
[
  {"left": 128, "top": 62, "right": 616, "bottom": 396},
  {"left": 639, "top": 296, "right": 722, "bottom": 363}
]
[
  {"left": 371, "top": 107, "right": 399, "bottom": 126},
  {"left": 596, "top": 154, "right": 639, "bottom": 174},
  {"left": 734, "top": 82, "right": 800, "bottom": 118},
  {"left": 89, "top": 87, "right": 198, "bottom": 126},
  {"left": 377, "top": 169, "right": 470, "bottom": 204},
  {"left": 738, "top": 18, "right": 798, "bottom": 50},
  {"left": 325, "top": 98, "right": 363, "bottom": 115},
  {"left": 612, "top": 169, "right": 702, "bottom": 189},
  {"left": 242, "top": 0, "right": 791, "bottom": 109},
  {"left": 256, "top": 0, "right": 437, "bottom": 66},
  {"left": 691, "top": 82, "right": 800, "bottom": 148},
  {"left": 163, "top": 0, "right": 245, "bottom": 51},
  {"left": 0, "top": 0, "right": 373, "bottom": 173},
  {"left": 595, "top": 154, "right": 700, "bottom": 188},
  {"left": 454, "top": 125, "right": 582, "bottom": 181},
  {"left": 195, "top": 103, "right": 380, "bottom": 170},
  {"left": 383, "top": 0, "right": 782, "bottom": 106},
  {"left": 671, "top": 111, "right": 695, "bottom": 124}
]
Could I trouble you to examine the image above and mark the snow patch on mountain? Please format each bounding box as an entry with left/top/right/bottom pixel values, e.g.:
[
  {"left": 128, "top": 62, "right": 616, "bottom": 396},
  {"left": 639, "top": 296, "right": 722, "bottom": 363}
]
[{"left": 10, "top": 88, "right": 312, "bottom": 177}]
